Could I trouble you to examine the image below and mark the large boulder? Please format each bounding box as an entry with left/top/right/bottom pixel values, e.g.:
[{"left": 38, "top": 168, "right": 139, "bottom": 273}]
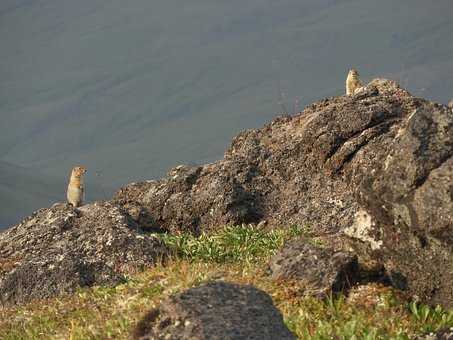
[
  {"left": 113, "top": 79, "right": 453, "bottom": 307},
  {"left": 113, "top": 79, "right": 419, "bottom": 236},
  {"left": 132, "top": 281, "right": 295, "bottom": 340},
  {"left": 351, "top": 100, "right": 453, "bottom": 306},
  {"left": 0, "top": 202, "right": 168, "bottom": 305}
]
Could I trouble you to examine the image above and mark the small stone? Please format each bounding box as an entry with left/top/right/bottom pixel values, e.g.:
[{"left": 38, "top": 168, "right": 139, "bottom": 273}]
[{"left": 269, "top": 238, "right": 359, "bottom": 297}]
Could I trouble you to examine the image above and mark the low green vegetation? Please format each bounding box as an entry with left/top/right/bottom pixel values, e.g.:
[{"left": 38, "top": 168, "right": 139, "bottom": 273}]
[
  {"left": 1, "top": 225, "right": 452, "bottom": 339},
  {"left": 158, "top": 224, "right": 304, "bottom": 263}
]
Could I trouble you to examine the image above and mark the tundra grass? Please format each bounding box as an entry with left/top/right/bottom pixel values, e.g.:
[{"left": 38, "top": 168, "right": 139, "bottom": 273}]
[{"left": 0, "top": 225, "right": 452, "bottom": 339}]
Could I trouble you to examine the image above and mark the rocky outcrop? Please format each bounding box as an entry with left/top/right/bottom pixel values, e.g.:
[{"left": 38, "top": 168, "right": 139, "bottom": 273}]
[
  {"left": 353, "top": 98, "right": 453, "bottom": 307},
  {"left": 2, "top": 78, "right": 450, "bottom": 309},
  {"left": 114, "top": 79, "right": 453, "bottom": 307},
  {"left": 0, "top": 202, "right": 167, "bottom": 305},
  {"left": 113, "top": 79, "right": 418, "bottom": 236},
  {"left": 269, "top": 238, "right": 359, "bottom": 297},
  {"left": 132, "top": 281, "right": 295, "bottom": 340}
]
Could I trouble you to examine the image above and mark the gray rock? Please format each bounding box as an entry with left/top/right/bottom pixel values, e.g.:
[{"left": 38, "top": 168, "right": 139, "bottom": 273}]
[
  {"left": 269, "top": 238, "right": 359, "bottom": 297},
  {"left": 114, "top": 79, "right": 416, "bottom": 236},
  {"left": 111, "top": 79, "right": 453, "bottom": 307},
  {"left": 0, "top": 256, "right": 123, "bottom": 305},
  {"left": 132, "top": 281, "right": 296, "bottom": 340},
  {"left": 356, "top": 102, "right": 453, "bottom": 307},
  {"left": 414, "top": 328, "right": 453, "bottom": 340},
  {"left": 0, "top": 201, "right": 168, "bottom": 305}
]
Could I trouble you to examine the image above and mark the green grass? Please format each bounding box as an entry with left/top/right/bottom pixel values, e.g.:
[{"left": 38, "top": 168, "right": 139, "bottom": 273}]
[
  {"left": 157, "top": 224, "right": 304, "bottom": 263},
  {"left": 1, "top": 225, "right": 452, "bottom": 339}
]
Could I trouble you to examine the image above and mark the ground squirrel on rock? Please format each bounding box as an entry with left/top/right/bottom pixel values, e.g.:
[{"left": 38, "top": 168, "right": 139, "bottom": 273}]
[
  {"left": 448, "top": 98, "right": 453, "bottom": 109},
  {"left": 67, "top": 166, "right": 87, "bottom": 207},
  {"left": 346, "top": 69, "right": 362, "bottom": 95}
]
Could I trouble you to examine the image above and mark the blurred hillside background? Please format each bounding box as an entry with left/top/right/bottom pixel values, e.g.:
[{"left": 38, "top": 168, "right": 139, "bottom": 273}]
[{"left": 1, "top": 0, "right": 453, "bottom": 228}]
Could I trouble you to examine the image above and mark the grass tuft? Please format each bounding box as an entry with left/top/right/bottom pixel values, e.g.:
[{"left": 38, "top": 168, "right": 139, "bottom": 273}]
[{"left": 157, "top": 224, "right": 304, "bottom": 263}]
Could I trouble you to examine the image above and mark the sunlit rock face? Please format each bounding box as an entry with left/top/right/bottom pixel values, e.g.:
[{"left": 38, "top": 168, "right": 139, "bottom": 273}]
[
  {"left": 0, "top": 202, "right": 168, "bottom": 305},
  {"left": 115, "top": 79, "right": 453, "bottom": 307}
]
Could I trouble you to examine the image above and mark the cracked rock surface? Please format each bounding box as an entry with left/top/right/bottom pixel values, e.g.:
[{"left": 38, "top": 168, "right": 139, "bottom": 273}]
[
  {"left": 132, "top": 281, "right": 296, "bottom": 340},
  {"left": 113, "top": 79, "right": 423, "bottom": 236},
  {"left": 355, "top": 92, "right": 453, "bottom": 307},
  {"left": 0, "top": 202, "right": 168, "bottom": 305}
]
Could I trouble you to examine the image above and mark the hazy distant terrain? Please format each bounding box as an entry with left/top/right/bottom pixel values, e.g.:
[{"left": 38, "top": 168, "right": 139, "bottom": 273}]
[
  {"left": 1, "top": 0, "right": 452, "bottom": 228},
  {"left": 0, "top": 161, "right": 112, "bottom": 228},
  {"left": 0, "top": 161, "right": 60, "bottom": 228}
]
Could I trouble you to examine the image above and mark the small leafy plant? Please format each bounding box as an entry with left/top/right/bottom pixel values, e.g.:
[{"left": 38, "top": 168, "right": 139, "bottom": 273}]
[{"left": 409, "top": 301, "right": 453, "bottom": 333}]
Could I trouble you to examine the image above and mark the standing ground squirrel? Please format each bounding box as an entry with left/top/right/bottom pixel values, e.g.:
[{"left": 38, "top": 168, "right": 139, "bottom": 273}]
[
  {"left": 346, "top": 69, "right": 362, "bottom": 95},
  {"left": 67, "top": 166, "right": 87, "bottom": 207},
  {"left": 448, "top": 98, "right": 453, "bottom": 109}
]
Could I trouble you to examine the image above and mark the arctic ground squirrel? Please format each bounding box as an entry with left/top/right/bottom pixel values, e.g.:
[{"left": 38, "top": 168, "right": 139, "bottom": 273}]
[
  {"left": 346, "top": 69, "right": 362, "bottom": 95},
  {"left": 67, "top": 166, "right": 87, "bottom": 207}
]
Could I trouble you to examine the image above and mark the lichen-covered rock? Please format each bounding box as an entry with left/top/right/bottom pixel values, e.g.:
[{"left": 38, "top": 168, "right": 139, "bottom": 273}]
[
  {"left": 346, "top": 283, "right": 408, "bottom": 309},
  {"left": 115, "top": 164, "right": 261, "bottom": 235},
  {"left": 114, "top": 79, "right": 453, "bottom": 307},
  {"left": 0, "top": 257, "right": 123, "bottom": 305},
  {"left": 112, "top": 79, "right": 420, "bottom": 237},
  {"left": 0, "top": 202, "right": 168, "bottom": 305},
  {"left": 355, "top": 102, "right": 453, "bottom": 307},
  {"left": 269, "top": 238, "right": 359, "bottom": 297},
  {"left": 132, "top": 281, "right": 295, "bottom": 340}
]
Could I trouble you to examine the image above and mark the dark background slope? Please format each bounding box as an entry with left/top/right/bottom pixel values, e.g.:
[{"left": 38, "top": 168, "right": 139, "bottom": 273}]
[
  {"left": 0, "top": 161, "right": 111, "bottom": 228},
  {"left": 1, "top": 0, "right": 453, "bottom": 228}
]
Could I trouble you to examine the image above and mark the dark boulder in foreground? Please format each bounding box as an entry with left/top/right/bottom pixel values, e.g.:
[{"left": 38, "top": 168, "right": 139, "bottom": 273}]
[
  {"left": 269, "top": 238, "right": 359, "bottom": 297},
  {"left": 132, "top": 281, "right": 295, "bottom": 340},
  {"left": 0, "top": 202, "right": 167, "bottom": 305},
  {"left": 114, "top": 79, "right": 453, "bottom": 308}
]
